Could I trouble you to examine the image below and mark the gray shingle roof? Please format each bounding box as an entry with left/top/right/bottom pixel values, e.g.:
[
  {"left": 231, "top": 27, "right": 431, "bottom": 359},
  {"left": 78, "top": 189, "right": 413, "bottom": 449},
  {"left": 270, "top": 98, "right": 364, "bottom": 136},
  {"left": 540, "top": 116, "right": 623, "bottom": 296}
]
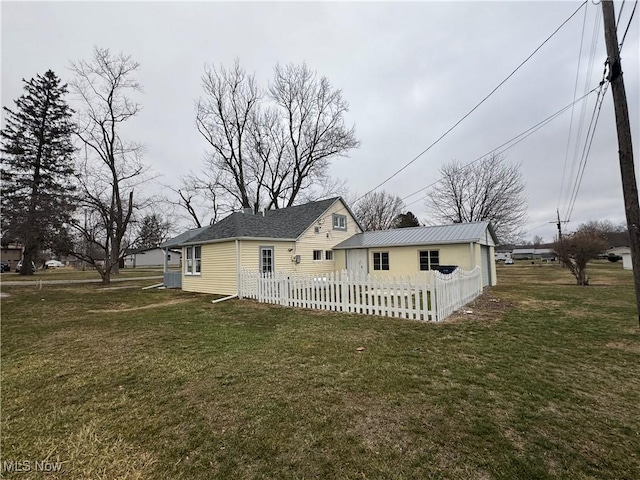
[
  {"left": 332, "top": 222, "right": 497, "bottom": 249},
  {"left": 176, "top": 197, "right": 349, "bottom": 245},
  {"left": 160, "top": 226, "right": 210, "bottom": 249}
]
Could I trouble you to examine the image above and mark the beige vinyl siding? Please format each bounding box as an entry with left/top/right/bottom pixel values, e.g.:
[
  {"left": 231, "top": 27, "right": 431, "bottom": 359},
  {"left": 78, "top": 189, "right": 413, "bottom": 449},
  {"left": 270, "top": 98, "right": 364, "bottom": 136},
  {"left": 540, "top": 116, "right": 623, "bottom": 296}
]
[
  {"left": 471, "top": 243, "right": 482, "bottom": 269},
  {"left": 333, "top": 249, "right": 347, "bottom": 271},
  {"left": 294, "top": 200, "right": 362, "bottom": 275},
  {"left": 489, "top": 245, "right": 497, "bottom": 285},
  {"left": 183, "top": 241, "right": 237, "bottom": 295},
  {"left": 239, "top": 240, "right": 296, "bottom": 272},
  {"left": 368, "top": 244, "right": 475, "bottom": 277},
  {"left": 472, "top": 235, "right": 496, "bottom": 284}
]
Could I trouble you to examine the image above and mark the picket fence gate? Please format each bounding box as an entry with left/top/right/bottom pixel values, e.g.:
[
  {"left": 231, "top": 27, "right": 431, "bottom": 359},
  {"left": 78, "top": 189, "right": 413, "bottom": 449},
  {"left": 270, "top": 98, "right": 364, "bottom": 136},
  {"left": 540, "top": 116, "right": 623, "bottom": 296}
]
[{"left": 239, "top": 267, "right": 483, "bottom": 322}]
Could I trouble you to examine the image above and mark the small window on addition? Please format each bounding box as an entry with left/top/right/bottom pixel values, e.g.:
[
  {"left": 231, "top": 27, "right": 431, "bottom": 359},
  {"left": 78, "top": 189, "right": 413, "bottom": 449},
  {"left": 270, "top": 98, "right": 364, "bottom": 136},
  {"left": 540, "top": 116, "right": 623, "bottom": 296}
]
[
  {"left": 313, "top": 250, "right": 323, "bottom": 261},
  {"left": 325, "top": 250, "right": 333, "bottom": 261}
]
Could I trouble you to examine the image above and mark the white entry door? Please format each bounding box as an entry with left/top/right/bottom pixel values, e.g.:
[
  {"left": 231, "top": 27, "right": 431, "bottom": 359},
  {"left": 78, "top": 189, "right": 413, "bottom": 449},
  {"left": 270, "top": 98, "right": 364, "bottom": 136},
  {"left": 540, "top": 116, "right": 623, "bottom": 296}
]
[{"left": 346, "top": 249, "right": 368, "bottom": 274}]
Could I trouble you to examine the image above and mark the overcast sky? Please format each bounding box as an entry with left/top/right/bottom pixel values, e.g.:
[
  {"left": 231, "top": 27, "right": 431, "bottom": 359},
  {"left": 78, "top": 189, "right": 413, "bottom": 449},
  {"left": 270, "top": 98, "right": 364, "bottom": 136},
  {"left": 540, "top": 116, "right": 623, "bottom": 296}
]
[{"left": 2, "top": 1, "right": 638, "bottom": 243}]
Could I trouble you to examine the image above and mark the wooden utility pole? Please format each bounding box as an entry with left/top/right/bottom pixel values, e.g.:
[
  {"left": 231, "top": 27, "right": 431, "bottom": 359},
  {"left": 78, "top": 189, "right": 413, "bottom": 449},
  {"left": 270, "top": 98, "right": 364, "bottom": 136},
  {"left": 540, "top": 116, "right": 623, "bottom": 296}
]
[
  {"left": 553, "top": 209, "right": 568, "bottom": 242},
  {"left": 601, "top": 0, "right": 640, "bottom": 327}
]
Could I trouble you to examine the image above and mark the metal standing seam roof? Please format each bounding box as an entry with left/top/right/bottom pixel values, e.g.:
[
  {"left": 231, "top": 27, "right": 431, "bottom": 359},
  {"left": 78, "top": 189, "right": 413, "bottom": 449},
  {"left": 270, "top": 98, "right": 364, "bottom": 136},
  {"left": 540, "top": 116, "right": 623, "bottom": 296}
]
[
  {"left": 167, "top": 197, "right": 362, "bottom": 247},
  {"left": 332, "top": 221, "right": 497, "bottom": 249}
]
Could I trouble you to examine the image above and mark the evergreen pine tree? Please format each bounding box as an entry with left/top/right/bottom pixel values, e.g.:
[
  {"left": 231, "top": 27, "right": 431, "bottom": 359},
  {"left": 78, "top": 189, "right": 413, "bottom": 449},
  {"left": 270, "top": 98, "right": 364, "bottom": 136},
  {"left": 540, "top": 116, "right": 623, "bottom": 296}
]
[
  {"left": 135, "top": 214, "right": 171, "bottom": 250},
  {"left": 1, "top": 70, "right": 77, "bottom": 274},
  {"left": 394, "top": 211, "right": 421, "bottom": 228}
]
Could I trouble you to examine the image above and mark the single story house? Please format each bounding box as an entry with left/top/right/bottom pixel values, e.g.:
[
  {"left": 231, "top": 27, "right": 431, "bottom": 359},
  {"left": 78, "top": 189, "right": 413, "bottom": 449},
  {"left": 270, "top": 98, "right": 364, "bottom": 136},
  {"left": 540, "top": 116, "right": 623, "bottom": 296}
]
[
  {"left": 166, "top": 198, "right": 500, "bottom": 295},
  {"left": 167, "top": 197, "right": 363, "bottom": 296},
  {"left": 124, "top": 247, "right": 181, "bottom": 268},
  {"left": 331, "top": 221, "right": 498, "bottom": 287},
  {"left": 495, "top": 251, "right": 512, "bottom": 262},
  {"left": 511, "top": 248, "right": 556, "bottom": 261}
]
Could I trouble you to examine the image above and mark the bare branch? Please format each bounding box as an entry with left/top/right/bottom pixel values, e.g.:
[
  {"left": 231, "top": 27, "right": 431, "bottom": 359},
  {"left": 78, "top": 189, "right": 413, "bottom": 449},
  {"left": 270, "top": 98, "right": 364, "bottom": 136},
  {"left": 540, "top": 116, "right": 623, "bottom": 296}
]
[{"left": 425, "top": 154, "right": 527, "bottom": 243}]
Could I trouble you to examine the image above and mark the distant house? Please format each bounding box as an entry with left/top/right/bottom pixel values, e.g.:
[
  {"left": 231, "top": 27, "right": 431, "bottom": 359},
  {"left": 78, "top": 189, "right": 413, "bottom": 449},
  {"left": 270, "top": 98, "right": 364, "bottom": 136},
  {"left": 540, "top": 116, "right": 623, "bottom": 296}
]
[
  {"left": 332, "top": 222, "right": 498, "bottom": 287},
  {"left": 495, "top": 251, "right": 512, "bottom": 262},
  {"left": 165, "top": 197, "right": 362, "bottom": 295},
  {"left": 607, "top": 247, "right": 631, "bottom": 270},
  {"left": 1, "top": 244, "right": 23, "bottom": 271},
  {"left": 606, "top": 246, "right": 630, "bottom": 258},
  {"left": 124, "top": 247, "right": 181, "bottom": 268},
  {"left": 511, "top": 248, "right": 556, "bottom": 261}
]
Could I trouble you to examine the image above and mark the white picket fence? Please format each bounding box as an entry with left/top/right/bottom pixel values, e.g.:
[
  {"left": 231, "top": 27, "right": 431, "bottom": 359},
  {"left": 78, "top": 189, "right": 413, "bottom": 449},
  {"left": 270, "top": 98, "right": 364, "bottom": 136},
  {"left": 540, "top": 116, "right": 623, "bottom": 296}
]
[{"left": 239, "top": 267, "right": 482, "bottom": 322}]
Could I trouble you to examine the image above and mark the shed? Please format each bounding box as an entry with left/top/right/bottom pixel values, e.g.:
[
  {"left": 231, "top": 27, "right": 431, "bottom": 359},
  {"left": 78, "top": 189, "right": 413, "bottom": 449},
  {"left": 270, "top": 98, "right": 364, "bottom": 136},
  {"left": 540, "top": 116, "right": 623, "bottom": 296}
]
[{"left": 332, "top": 221, "right": 498, "bottom": 287}]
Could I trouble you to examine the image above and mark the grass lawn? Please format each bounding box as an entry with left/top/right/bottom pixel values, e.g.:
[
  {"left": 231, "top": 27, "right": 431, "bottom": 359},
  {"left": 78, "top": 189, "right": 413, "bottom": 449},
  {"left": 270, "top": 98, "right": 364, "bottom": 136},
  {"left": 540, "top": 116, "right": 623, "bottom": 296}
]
[{"left": 1, "top": 262, "right": 639, "bottom": 479}]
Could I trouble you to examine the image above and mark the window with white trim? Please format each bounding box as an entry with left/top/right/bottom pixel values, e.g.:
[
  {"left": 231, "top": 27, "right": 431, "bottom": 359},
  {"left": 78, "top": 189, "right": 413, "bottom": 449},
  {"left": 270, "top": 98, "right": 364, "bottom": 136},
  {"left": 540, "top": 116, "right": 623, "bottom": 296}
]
[
  {"left": 373, "top": 252, "right": 389, "bottom": 271},
  {"left": 419, "top": 250, "right": 439, "bottom": 271},
  {"left": 260, "top": 246, "right": 274, "bottom": 273},
  {"left": 325, "top": 250, "right": 333, "bottom": 261},
  {"left": 313, "top": 250, "right": 323, "bottom": 261},
  {"left": 332, "top": 213, "right": 347, "bottom": 231},
  {"left": 185, "top": 246, "right": 202, "bottom": 275}
]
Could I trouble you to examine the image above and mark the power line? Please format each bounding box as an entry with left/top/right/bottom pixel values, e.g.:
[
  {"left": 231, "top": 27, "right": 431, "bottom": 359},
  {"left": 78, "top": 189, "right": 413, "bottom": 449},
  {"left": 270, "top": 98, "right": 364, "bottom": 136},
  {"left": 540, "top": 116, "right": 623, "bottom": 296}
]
[
  {"left": 619, "top": 0, "right": 638, "bottom": 49},
  {"left": 558, "top": 4, "right": 589, "bottom": 209},
  {"left": 401, "top": 87, "right": 599, "bottom": 208},
  {"left": 565, "top": 81, "right": 609, "bottom": 221},
  {"left": 561, "top": 5, "right": 603, "bottom": 211},
  {"left": 617, "top": 0, "right": 627, "bottom": 27},
  {"left": 353, "top": 1, "right": 589, "bottom": 205}
]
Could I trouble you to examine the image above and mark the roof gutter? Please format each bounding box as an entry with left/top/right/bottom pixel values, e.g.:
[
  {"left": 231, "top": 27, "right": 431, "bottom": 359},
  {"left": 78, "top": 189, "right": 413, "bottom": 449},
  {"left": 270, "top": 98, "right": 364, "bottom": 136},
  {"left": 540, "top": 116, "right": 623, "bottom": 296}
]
[
  {"left": 180, "top": 236, "right": 297, "bottom": 247},
  {"left": 332, "top": 238, "right": 486, "bottom": 250}
]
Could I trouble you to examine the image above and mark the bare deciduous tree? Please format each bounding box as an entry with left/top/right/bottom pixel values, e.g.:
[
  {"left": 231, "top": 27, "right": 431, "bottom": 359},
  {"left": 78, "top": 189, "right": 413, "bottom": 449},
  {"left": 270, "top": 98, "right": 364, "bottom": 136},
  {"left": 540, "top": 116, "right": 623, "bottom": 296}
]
[
  {"left": 69, "top": 47, "right": 149, "bottom": 284},
  {"left": 196, "top": 60, "right": 261, "bottom": 211},
  {"left": 270, "top": 62, "right": 360, "bottom": 207},
  {"left": 354, "top": 191, "right": 405, "bottom": 231},
  {"left": 579, "top": 220, "right": 629, "bottom": 247},
  {"left": 190, "top": 60, "right": 359, "bottom": 219},
  {"left": 425, "top": 154, "right": 527, "bottom": 243},
  {"left": 554, "top": 227, "right": 607, "bottom": 285},
  {"left": 164, "top": 172, "right": 229, "bottom": 228}
]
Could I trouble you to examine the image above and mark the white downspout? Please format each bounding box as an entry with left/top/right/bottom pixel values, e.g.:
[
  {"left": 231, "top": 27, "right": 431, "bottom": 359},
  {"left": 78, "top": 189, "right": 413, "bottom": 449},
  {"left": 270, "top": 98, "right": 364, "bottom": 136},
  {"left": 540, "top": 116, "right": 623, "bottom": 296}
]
[
  {"left": 235, "top": 239, "right": 241, "bottom": 298},
  {"left": 470, "top": 242, "right": 475, "bottom": 269}
]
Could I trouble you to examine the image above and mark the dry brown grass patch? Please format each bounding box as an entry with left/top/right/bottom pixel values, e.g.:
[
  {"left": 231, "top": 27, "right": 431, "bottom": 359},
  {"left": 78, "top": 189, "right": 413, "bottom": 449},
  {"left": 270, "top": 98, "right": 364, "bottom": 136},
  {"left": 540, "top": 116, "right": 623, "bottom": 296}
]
[
  {"left": 606, "top": 341, "right": 640, "bottom": 353},
  {"left": 445, "top": 292, "right": 514, "bottom": 323},
  {"left": 88, "top": 297, "right": 193, "bottom": 313}
]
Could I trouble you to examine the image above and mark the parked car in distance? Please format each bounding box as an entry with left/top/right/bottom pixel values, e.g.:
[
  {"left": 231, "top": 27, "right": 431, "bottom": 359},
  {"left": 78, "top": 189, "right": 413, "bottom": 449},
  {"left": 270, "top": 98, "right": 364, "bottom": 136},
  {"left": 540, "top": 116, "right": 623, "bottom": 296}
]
[
  {"left": 45, "top": 259, "right": 65, "bottom": 269},
  {"left": 15, "top": 260, "right": 36, "bottom": 273},
  {"left": 504, "top": 258, "right": 514, "bottom": 265},
  {"left": 0, "top": 261, "right": 10, "bottom": 272}
]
